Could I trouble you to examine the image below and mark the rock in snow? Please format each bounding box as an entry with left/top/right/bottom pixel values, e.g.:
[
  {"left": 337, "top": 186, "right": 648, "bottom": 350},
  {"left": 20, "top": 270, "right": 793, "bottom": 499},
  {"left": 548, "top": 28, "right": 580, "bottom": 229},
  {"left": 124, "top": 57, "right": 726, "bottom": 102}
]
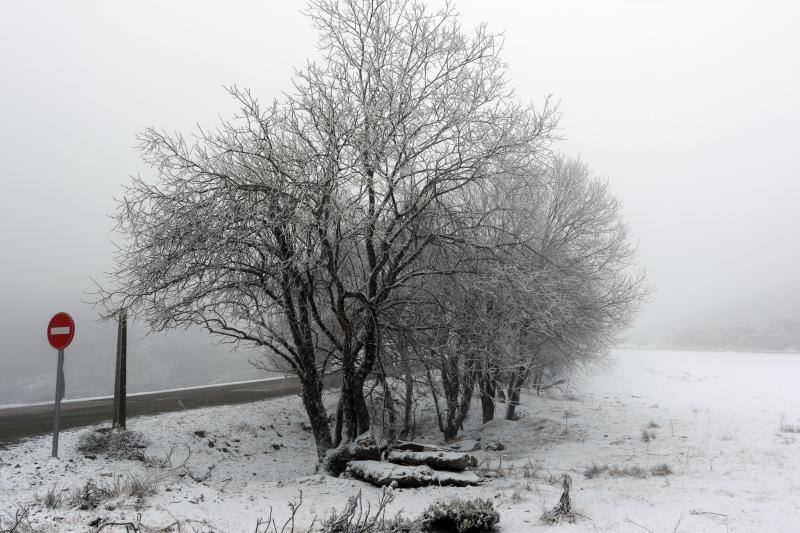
[{"left": 347, "top": 460, "right": 480, "bottom": 487}]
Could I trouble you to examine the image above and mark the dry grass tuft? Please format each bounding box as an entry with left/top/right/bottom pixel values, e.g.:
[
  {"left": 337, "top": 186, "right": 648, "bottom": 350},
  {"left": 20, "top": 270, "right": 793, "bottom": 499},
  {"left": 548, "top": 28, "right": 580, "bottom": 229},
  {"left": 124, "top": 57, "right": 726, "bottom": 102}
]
[
  {"left": 650, "top": 463, "right": 673, "bottom": 476},
  {"left": 584, "top": 462, "right": 672, "bottom": 479},
  {"left": 584, "top": 463, "right": 608, "bottom": 479},
  {"left": 38, "top": 486, "right": 62, "bottom": 509}
]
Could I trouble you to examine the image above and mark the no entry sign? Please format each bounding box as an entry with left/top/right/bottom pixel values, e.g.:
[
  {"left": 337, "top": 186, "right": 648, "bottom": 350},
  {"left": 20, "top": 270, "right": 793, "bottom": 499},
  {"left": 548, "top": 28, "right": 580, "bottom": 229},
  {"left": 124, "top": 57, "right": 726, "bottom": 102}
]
[
  {"left": 47, "top": 312, "right": 75, "bottom": 350},
  {"left": 47, "top": 311, "right": 74, "bottom": 458}
]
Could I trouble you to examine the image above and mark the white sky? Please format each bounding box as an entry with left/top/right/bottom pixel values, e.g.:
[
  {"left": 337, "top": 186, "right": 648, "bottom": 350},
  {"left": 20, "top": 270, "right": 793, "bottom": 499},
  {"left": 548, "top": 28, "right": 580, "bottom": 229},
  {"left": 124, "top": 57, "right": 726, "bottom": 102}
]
[{"left": 1, "top": 1, "right": 798, "bottom": 398}]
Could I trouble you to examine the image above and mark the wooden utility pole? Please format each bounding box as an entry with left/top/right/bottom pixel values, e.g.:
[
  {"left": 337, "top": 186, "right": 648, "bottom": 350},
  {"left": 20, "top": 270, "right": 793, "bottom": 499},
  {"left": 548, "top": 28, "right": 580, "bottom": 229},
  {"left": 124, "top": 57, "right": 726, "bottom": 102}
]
[{"left": 112, "top": 308, "right": 127, "bottom": 429}]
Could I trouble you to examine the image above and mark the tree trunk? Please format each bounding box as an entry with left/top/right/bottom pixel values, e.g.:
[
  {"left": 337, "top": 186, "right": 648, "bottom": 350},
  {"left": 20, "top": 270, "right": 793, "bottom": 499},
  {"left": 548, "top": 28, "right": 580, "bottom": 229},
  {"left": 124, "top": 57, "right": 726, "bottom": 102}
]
[
  {"left": 380, "top": 372, "right": 398, "bottom": 442},
  {"left": 443, "top": 377, "right": 474, "bottom": 440},
  {"left": 479, "top": 375, "right": 496, "bottom": 424},
  {"left": 352, "top": 326, "right": 380, "bottom": 436},
  {"left": 353, "top": 377, "right": 371, "bottom": 435},
  {"left": 505, "top": 366, "right": 528, "bottom": 421},
  {"left": 298, "top": 370, "right": 333, "bottom": 463},
  {"left": 333, "top": 396, "right": 344, "bottom": 447},
  {"left": 400, "top": 369, "right": 414, "bottom": 440},
  {"left": 340, "top": 371, "right": 360, "bottom": 442}
]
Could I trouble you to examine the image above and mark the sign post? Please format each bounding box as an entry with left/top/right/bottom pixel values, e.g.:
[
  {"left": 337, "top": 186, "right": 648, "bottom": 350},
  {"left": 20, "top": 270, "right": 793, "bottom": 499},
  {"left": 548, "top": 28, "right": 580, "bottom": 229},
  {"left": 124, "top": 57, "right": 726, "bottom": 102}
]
[
  {"left": 47, "top": 312, "right": 75, "bottom": 458},
  {"left": 112, "top": 308, "right": 127, "bottom": 429}
]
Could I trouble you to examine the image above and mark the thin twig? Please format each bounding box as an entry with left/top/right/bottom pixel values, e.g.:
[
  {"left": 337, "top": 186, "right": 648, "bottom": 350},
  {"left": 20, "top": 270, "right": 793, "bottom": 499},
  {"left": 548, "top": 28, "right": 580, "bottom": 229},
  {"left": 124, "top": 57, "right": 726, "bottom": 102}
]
[{"left": 625, "top": 518, "right": 655, "bottom": 533}]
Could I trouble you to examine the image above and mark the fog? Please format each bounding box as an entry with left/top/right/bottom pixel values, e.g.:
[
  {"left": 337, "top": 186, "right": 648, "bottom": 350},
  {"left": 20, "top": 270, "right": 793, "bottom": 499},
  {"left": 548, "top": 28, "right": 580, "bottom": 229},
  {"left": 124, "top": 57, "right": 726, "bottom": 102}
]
[{"left": 1, "top": 1, "right": 798, "bottom": 404}]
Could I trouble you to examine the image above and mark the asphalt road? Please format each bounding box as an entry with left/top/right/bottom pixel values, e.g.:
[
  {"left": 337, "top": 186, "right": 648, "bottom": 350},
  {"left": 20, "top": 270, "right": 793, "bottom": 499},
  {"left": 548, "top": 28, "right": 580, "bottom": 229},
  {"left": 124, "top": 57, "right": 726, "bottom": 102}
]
[{"left": 0, "top": 377, "right": 302, "bottom": 444}]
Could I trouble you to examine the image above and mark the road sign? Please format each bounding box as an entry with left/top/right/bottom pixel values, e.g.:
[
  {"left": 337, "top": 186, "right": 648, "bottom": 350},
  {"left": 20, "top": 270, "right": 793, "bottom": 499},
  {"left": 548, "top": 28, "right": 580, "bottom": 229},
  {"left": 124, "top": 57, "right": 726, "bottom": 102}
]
[
  {"left": 47, "top": 312, "right": 74, "bottom": 458},
  {"left": 47, "top": 312, "right": 75, "bottom": 350}
]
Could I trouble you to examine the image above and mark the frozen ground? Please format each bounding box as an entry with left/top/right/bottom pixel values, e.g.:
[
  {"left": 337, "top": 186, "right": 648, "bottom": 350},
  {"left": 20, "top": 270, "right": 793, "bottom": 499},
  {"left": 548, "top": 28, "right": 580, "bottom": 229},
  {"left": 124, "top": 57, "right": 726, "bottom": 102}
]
[{"left": 2, "top": 349, "right": 800, "bottom": 532}]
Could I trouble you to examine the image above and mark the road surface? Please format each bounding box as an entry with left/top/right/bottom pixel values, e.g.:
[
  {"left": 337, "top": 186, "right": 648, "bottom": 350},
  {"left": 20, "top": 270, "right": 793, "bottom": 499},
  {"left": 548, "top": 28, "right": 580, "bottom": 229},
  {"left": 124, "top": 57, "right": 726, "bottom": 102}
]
[{"left": 0, "top": 377, "right": 302, "bottom": 444}]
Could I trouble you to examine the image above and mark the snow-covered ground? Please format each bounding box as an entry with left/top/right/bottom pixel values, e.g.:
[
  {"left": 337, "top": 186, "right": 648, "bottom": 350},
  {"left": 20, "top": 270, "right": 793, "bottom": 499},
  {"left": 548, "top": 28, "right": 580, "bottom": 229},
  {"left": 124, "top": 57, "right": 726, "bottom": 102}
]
[{"left": 2, "top": 349, "right": 800, "bottom": 532}]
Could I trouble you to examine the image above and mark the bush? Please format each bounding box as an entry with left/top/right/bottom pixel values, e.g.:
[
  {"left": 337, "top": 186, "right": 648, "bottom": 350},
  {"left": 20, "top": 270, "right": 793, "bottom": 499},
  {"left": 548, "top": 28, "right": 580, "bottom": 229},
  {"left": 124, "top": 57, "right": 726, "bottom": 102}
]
[
  {"left": 640, "top": 430, "right": 656, "bottom": 443},
  {"left": 77, "top": 428, "right": 149, "bottom": 460},
  {"left": 421, "top": 499, "right": 499, "bottom": 533}
]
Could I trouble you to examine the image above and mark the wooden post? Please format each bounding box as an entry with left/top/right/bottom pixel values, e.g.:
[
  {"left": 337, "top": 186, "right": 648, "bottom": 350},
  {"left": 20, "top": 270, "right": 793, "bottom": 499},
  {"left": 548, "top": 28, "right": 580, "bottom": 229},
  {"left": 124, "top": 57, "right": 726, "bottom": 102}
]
[{"left": 112, "top": 308, "right": 127, "bottom": 429}]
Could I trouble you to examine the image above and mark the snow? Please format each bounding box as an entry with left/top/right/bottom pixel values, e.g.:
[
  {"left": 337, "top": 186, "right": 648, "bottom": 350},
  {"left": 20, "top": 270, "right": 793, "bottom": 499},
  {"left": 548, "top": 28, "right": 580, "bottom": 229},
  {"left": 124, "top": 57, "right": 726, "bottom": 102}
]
[{"left": 3, "top": 349, "right": 800, "bottom": 532}]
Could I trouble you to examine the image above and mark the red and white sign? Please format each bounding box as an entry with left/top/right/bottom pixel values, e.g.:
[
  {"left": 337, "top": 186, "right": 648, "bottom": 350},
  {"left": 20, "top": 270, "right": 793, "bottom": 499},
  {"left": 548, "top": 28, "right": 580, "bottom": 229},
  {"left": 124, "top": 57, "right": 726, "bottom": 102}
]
[{"left": 47, "top": 312, "right": 75, "bottom": 350}]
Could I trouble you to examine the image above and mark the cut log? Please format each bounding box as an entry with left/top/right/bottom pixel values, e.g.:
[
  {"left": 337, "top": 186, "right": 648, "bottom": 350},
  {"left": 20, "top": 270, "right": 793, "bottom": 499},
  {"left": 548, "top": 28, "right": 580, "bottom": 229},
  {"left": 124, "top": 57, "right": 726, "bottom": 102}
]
[
  {"left": 347, "top": 461, "right": 480, "bottom": 488},
  {"left": 347, "top": 432, "right": 384, "bottom": 461},
  {"left": 386, "top": 450, "right": 477, "bottom": 471}
]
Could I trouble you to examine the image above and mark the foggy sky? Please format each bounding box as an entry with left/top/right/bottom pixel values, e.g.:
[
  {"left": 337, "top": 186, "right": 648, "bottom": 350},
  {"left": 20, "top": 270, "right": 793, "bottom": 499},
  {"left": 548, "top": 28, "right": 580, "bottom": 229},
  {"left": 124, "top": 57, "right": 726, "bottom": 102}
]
[{"left": 1, "top": 1, "right": 798, "bottom": 403}]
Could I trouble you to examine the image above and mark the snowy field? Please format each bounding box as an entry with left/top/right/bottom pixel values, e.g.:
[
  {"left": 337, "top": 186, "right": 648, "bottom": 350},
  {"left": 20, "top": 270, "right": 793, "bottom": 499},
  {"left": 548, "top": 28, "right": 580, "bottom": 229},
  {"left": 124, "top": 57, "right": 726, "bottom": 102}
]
[{"left": 2, "top": 349, "right": 800, "bottom": 532}]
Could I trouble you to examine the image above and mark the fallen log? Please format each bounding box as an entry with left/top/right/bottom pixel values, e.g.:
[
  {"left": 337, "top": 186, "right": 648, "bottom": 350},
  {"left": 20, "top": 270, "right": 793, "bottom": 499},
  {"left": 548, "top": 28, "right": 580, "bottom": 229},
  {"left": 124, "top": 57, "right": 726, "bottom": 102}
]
[
  {"left": 348, "top": 433, "right": 382, "bottom": 461},
  {"left": 347, "top": 461, "right": 480, "bottom": 488},
  {"left": 385, "top": 450, "right": 477, "bottom": 472}
]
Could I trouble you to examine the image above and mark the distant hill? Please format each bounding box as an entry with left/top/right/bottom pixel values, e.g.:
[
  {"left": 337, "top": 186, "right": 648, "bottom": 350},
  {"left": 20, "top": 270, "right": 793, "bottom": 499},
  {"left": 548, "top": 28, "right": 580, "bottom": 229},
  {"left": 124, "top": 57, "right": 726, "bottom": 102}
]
[{"left": 645, "top": 322, "right": 800, "bottom": 353}]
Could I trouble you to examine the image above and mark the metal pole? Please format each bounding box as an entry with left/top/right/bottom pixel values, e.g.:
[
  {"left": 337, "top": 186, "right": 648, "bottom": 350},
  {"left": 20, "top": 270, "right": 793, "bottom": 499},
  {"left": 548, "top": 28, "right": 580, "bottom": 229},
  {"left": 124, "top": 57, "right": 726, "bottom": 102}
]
[{"left": 52, "top": 348, "right": 64, "bottom": 458}]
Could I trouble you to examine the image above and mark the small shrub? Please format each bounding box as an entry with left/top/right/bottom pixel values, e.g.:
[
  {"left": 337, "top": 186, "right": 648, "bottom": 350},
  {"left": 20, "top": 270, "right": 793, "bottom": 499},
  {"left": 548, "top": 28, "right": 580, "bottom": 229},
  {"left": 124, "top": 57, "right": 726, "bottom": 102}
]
[
  {"left": 650, "top": 463, "right": 673, "bottom": 476},
  {"left": 322, "top": 489, "right": 397, "bottom": 533},
  {"left": 640, "top": 430, "right": 656, "bottom": 443},
  {"left": 647, "top": 421, "right": 660, "bottom": 429},
  {"left": 521, "top": 459, "right": 541, "bottom": 479},
  {"left": 421, "top": 499, "right": 499, "bottom": 533},
  {"left": 69, "top": 480, "right": 104, "bottom": 510},
  {"left": 77, "top": 428, "right": 149, "bottom": 460}
]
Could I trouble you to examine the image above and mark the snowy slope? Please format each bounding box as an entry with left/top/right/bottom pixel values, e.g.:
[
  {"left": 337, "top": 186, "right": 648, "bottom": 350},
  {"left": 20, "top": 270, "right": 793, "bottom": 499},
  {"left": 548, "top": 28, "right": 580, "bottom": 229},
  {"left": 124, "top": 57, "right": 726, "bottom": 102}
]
[{"left": 2, "top": 350, "right": 800, "bottom": 532}]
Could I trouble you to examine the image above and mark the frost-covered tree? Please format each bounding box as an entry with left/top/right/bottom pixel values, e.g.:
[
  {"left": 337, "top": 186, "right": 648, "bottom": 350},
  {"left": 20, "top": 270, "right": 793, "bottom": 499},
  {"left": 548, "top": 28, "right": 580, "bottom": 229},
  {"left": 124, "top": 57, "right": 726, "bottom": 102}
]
[
  {"left": 294, "top": 0, "right": 554, "bottom": 448},
  {"left": 95, "top": 0, "right": 555, "bottom": 466},
  {"left": 397, "top": 154, "right": 647, "bottom": 436},
  {"left": 501, "top": 156, "right": 648, "bottom": 420}
]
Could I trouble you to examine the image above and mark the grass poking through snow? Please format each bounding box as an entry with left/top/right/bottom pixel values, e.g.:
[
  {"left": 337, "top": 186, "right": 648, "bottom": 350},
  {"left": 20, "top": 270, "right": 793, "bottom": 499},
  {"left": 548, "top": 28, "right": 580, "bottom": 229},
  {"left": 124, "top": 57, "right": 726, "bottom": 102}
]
[{"left": 584, "top": 462, "right": 673, "bottom": 479}]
